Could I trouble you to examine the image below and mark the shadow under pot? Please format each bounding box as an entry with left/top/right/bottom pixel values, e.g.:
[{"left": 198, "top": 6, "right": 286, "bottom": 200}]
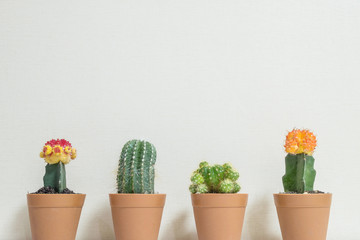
[
  {"left": 109, "top": 194, "right": 166, "bottom": 240},
  {"left": 273, "top": 193, "right": 332, "bottom": 240},
  {"left": 191, "top": 193, "right": 248, "bottom": 240},
  {"left": 27, "top": 194, "right": 86, "bottom": 240}
]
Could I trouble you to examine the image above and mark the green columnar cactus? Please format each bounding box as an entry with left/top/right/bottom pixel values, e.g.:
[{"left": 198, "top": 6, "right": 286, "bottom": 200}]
[
  {"left": 189, "top": 161, "right": 241, "bottom": 194},
  {"left": 282, "top": 153, "right": 316, "bottom": 193},
  {"left": 117, "top": 140, "right": 157, "bottom": 194},
  {"left": 43, "top": 162, "right": 67, "bottom": 192}
]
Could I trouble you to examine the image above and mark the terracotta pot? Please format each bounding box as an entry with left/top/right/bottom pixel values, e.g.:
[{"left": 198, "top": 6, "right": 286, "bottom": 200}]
[
  {"left": 191, "top": 193, "right": 248, "bottom": 240},
  {"left": 27, "top": 194, "right": 86, "bottom": 240},
  {"left": 274, "top": 193, "right": 332, "bottom": 240},
  {"left": 109, "top": 194, "right": 166, "bottom": 240}
]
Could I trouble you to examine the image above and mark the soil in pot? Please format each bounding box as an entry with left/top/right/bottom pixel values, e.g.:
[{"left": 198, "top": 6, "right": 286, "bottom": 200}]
[
  {"left": 281, "top": 190, "right": 325, "bottom": 194},
  {"left": 32, "top": 186, "right": 76, "bottom": 194}
]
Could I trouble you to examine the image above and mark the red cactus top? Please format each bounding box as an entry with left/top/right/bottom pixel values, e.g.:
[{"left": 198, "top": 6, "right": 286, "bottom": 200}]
[{"left": 40, "top": 139, "right": 76, "bottom": 164}]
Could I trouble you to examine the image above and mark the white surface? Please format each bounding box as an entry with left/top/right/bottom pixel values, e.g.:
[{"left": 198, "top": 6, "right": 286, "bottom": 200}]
[{"left": 0, "top": 0, "right": 359, "bottom": 239}]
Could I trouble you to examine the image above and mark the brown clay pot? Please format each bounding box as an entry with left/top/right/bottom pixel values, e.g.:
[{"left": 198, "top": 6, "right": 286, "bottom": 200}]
[
  {"left": 109, "top": 194, "right": 166, "bottom": 240},
  {"left": 274, "top": 193, "right": 332, "bottom": 240},
  {"left": 191, "top": 193, "right": 248, "bottom": 240},
  {"left": 27, "top": 194, "right": 86, "bottom": 240}
]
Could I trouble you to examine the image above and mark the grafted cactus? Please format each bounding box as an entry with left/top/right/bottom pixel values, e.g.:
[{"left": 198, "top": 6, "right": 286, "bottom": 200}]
[
  {"left": 282, "top": 129, "right": 317, "bottom": 193},
  {"left": 189, "top": 162, "right": 241, "bottom": 194},
  {"left": 117, "top": 140, "right": 157, "bottom": 194},
  {"left": 40, "top": 139, "right": 77, "bottom": 193}
]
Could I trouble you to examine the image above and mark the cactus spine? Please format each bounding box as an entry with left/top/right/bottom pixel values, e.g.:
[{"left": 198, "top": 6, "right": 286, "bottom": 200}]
[
  {"left": 189, "top": 162, "right": 241, "bottom": 194},
  {"left": 117, "top": 140, "right": 157, "bottom": 194},
  {"left": 43, "top": 162, "right": 67, "bottom": 193},
  {"left": 282, "top": 153, "right": 316, "bottom": 193}
]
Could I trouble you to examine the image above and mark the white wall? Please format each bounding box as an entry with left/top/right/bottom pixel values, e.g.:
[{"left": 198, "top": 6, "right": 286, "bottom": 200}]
[{"left": 1, "top": 0, "right": 359, "bottom": 239}]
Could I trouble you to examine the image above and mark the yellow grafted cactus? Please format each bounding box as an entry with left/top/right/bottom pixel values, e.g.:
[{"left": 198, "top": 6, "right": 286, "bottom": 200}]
[
  {"left": 40, "top": 139, "right": 76, "bottom": 164},
  {"left": 40, "top": 139, "right": 77, "bottom": 193}
]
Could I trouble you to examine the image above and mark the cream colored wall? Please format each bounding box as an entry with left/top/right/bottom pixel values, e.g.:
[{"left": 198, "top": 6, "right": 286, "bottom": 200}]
[{"left": 1, "top": 0, "right": 359, "bottom": 239}]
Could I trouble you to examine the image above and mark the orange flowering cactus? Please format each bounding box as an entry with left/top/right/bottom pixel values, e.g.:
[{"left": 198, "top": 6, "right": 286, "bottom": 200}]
[
  {"left": 40, "top": 139, "right": 77, "bottom": 193},
  {"left": 282, "top": 129, "right": 317, "bottom": 193},
  {"left": 284, "top": 129, "right": 317, "bottom": 155}
]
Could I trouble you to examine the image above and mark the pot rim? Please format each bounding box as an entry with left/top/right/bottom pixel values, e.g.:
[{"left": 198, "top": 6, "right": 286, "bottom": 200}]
[
  {"left": 109, "top": 193, "right": 166, "bottom": 196},
  {"left": 274, "top": 193, "right": 332, "bottom": 208},
  {"left": 191, "top": 193, "right": 248, "bottom": 196},
  {"left": 27, "top": 193, "right": 86, "bottom": 195},
  {"left": 27, "top": 193, "right": 86, "bottom": 208},
  {"left": 109, "top": 193, "right": 166, "bottom": 208},
  {"left": 273, "top": 193, "right": 332, "bottom": 195},
  {"left": 191, "top": 193, "right": 248, "bottom": 208}
]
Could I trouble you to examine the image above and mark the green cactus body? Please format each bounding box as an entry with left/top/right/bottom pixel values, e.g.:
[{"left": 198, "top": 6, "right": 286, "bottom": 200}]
[
  {"left": 224, "top": 168, "right": 239, "bottom": 181},
  {"left": 190, "top": 162, "right": 241, "bottom": 194},
  {"left": 117, "top": 140, "right": 157, "bottom": 194},
  {"left": 197, "top": 184, "right": 209, "bottom": 193},
  {"left": 189, "top": 184, "right": 197, "bottom": 194},
  {"left": 199, "top": 161, "right": 209, "bottom": 168},
  {"left": 43, "top": 162, "right": 66, "bottom": 193},
  {"left": 219, "top": 179, "right": 234, "bottom": 193},
  {"left": 191, "top": 173, "right": 204, "bottom": 185},
  {"left": 233, "top": 182, "right": 241, "bottom": 193},
  {"left": 200, "top": 164, "right": 224, "bottom": 191},
  {"left": 282, "top": 153, "right": 316, "bottom": 193}
]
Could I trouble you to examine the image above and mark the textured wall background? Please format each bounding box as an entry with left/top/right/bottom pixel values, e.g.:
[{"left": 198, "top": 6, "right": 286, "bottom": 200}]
[{"left": 1, "top": 0, "right": 359, "bottom": 239}]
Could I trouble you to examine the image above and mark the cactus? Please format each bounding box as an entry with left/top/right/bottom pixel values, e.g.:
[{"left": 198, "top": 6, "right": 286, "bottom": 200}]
[
  {"left": 43, "top": 162, "right": 67, "bottom": 192},
  {"left": 282, "top": 129, "right": 317, "bottom": 193},
  {"left": 189, "top": 161, "right": 241, "bottom": 194},
  {"left": 40, "top": 139, "right": 77, "bottom": 193},
  {"left": 117, "top": 140, "right": 157, "bottom": 194},
  {"left": 282, "top": 153, "right": 316, "bottom": 193}
]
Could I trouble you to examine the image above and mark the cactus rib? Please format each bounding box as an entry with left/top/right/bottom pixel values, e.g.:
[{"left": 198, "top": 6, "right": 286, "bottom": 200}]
[{"left": 282, "top": 153, "right": 316, "bottom": 193}]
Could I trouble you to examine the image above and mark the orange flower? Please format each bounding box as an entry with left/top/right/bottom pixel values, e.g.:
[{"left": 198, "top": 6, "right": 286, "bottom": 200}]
[{"left": 284, "top": 129, "right": 317, "bottom": 155}]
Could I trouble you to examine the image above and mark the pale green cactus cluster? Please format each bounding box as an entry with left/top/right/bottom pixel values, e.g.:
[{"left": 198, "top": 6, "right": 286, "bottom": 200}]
[{"left": 189, "top": 161, "right": 241, "bottom": 194}]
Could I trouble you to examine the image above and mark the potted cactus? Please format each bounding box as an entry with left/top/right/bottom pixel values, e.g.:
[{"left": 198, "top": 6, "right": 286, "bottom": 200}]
[
  {"left": 109, "top": 140, "right": 166, "bottom": 240},
  {"left": 27, "top": 139, "right": 85, "bottom": 240},
  {"left": 274, "top": 129, "right": 332, "bottom": 240},
  {"left": 190, "top": 161, "right": 248, "bottom": 240}
]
